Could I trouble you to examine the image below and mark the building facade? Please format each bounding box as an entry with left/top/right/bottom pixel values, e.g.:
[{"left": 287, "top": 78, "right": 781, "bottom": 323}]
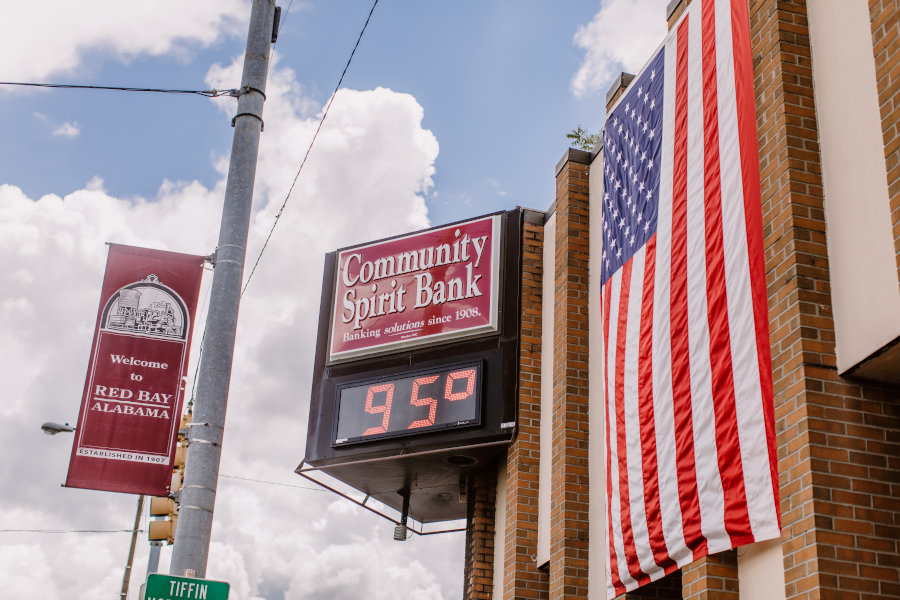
[{"left": 464, "top": 1, "right": 900, "bottom": 598}]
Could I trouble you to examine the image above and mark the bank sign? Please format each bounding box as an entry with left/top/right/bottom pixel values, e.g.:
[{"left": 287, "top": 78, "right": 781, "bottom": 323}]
[{"left": 329, "top": 214, "right": 501, "bottom": 362}]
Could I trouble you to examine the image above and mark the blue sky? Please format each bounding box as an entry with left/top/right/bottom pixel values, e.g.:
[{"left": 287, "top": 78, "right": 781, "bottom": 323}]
[
  {"left": 2, "top": 2, "right": 618, "bottom": 223},
  {"left": 0, "top": 1, "right": 666, "bottom": 598}
]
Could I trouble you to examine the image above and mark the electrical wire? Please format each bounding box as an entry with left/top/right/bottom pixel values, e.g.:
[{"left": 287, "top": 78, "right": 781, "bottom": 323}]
[
  {"left": 240, "top": 0, "right": 379, "bottom": 298},
  {"left": 186, "top": 271, "right": 215, "bottom": 414},
  {"left": 278, "top": 0, "right": 295, "bottom": 33},
  {"left": 0, "top": 528, "right": 142, "bottom": 534},
  {"left": 0, "top": 81, "right": 237, "bottom": 97},
  {"left": 219, "top": 473, "right": 331, "bottom": 492}
]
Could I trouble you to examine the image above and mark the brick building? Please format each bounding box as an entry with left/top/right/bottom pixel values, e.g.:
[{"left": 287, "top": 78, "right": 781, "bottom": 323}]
[{"left": 463, "top": 1, "right": 900, "bottom": 599}]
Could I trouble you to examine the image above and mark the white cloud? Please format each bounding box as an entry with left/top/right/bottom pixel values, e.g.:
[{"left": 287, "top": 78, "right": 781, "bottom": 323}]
[
  {"left": 0, "top": 0, "right": 247, "bottom": 82},
  {"left": 0, "top": 54, "right": 460, "bottom": 600},
  {"left": 53, "top": 121, "right": 81, "bottom": 137},
  {"left": 571, "top": 0, "right": 668, "bottom": 98}
]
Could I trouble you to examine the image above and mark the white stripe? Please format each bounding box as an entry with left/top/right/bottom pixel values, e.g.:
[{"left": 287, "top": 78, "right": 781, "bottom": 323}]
[
  {"left": 623, "top": 247, "right": 657, "bottom": 577},
  {"left": 652, "top": 27, "right": 688, "bottom": 569},
  {"left": 599, "top": 257, "right": 615, "bottom": 598},
  {"left": 684, "top": 1, "right": 730, "bottom": 552},
  {"left": 714, "top": 0, "right": 780, "bottom": 540},
  {"left": 604, "top": 272, "right": 636, "bottom": 590}
]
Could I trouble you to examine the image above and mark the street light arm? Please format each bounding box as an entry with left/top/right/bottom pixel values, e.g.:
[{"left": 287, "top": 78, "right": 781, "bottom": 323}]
[{"left": 41, "top": 422, "right": 75, "bottom": 435}]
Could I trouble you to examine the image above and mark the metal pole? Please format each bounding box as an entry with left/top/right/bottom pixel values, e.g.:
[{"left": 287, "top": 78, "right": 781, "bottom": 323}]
[
  {"left": 146, "top": 541, "right": 163, "bottom": 574},
  {"left": 120, "top": 494, "right": 145, "bottom": 599},
  {"left": 138, "top": 541, "right": 163, "bottom": 600},
  {"left": 169, "top": 0, "right": 276, "bottom": 577}
]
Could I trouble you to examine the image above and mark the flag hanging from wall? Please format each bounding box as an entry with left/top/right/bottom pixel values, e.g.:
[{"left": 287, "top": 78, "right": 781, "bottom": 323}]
[
  {"left": 599, "top": 0, "right": 780, "bottom": 596},
  {"left": 65, "top": 244, "right": 205, "bottom": 496}
]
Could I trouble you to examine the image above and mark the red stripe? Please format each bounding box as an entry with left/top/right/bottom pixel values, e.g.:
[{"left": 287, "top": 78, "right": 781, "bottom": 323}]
[
  {"left": 729, "top": 0, "right": 780, "bottom": 523},
  {"left": 669, "top": 15, "right": 707, "bottom": 559},
  {"left": 602, "top": 281, "right": 626, "bottom": 595},
  {"left": 614, "top": 260, "right": 648, "bottom": 581},
  {"left": 701, "top": 0, "right": 752, "bottom": 543},
  {"left": 636, "top": 236, "right": 672, "bottom": 570}
]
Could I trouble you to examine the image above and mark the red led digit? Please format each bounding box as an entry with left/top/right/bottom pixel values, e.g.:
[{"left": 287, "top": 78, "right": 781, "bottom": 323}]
[
  {"left": 408, "top": 374, "right": 439, "bottom": 429},
  {"left": 444, "top": 368, "right": 476, "bottom": 401},
  {"left": 363, "top": 383, "right": 394, "bottom": 435}
]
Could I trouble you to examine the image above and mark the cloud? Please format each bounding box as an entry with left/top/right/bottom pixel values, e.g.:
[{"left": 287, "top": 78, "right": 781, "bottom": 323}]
[
  {"left": 0, "top": 0, "right": 247, "bottom": 82},
  {"left": 53, "top": 122, "right": 81, "bottom": 138},
  {"left": 571, "top": 0, "right": 668, "bottom": 98},
  {"left": 0, "top": 52, "right": 461, "bottom": 600}
]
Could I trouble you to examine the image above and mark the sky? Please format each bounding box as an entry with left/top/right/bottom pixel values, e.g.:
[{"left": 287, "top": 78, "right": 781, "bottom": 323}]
[{"left": 0, "top": 1, "right": 666, "bottom": 598}]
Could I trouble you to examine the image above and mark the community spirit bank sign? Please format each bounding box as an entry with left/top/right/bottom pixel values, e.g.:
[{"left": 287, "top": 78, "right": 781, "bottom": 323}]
[{"left": 328, "top": 214, "right": 501, "bottom": 362}]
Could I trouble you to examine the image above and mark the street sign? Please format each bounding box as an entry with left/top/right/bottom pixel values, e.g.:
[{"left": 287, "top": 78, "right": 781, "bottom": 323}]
[{"left": 145, "top": 574, "right": 229, "bottom": 600}]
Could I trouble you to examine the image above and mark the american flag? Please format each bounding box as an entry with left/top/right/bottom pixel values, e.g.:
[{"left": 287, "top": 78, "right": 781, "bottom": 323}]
[{"left": 600, "top": 0, "right": 781, "bottom": 596}]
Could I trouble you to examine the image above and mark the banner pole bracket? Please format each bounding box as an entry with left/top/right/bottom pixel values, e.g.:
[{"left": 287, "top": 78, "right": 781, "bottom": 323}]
[{"left": 204, "top": 249, "right": 217, "bottom": 267}]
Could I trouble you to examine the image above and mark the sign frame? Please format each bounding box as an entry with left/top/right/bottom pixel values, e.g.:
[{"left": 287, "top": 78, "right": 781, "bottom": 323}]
[
  {"left": 302, "top": 209, "right": 527, "bottom": 523},
  {"left": 331, "top": 359, "right": 484, "bottom": 446},
  {"left": 326, "top": 213, "right": 503, "bottom": 364},
  {"left": 145, "top": 573, "right": 229, "bottom": 600}
]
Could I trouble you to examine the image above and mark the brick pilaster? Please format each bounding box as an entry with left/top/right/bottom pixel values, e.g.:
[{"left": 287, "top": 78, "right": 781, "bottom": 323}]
[
  {"left": 465, "top": 466, "right": 498, "bottom": 600},
  {"left": 681, "top": 550, "right": 739, "bottom": 600},
  {"left": 868, "top": 0, "right": 900, "bottom": 289},
  {"left": 751, "top": 1, "right": 900, "bottom": 599},
  {"left": 502, "top": 214, "right": 550, "bottom": 600},
  {"left": 549, "top": 149, "right": 591, "bottom": 600}
]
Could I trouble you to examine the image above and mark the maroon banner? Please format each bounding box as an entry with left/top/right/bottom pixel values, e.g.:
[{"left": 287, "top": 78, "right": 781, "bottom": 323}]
[
  {"left": 65, "top": 244, "right": 204, "bottom": 495},
  {"left": 329, "top": 214, "right": 501, "bottom": 362}
]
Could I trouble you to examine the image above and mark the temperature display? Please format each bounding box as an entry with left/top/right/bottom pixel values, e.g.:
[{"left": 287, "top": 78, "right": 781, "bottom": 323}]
[{"left": 333, "top": 362, "right": 482, "bottom": 445}]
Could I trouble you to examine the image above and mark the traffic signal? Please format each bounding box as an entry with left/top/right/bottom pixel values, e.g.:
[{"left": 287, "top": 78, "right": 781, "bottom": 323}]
[
  {"left": 148, "top": 411, "right": 191, "bottom": 544},
  {"left": 148, "top": 496, "right": 177, "bottom": 543}
]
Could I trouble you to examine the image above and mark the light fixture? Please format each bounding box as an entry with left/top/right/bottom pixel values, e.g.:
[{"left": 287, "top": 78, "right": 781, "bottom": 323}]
[
  {"left": 394, "top": 489, "right": 410, "bottom": 541},
  {"left": 41, "top": 422, "right": 75, "bottom": 435}
]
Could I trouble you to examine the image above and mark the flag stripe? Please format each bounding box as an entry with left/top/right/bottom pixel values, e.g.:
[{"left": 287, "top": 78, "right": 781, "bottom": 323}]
[
  {"left": 637, "top": 235, "right": 671, "bottom": 571},
  {"left": 614, "top": 259, "right": 648, "bottom": 581},
  {"left": 700, "top": 0, "right": 753, "bottom": 545},
  {"left": 603, "top": 274, "right": 629, "bottom": 592},
  {"left": 685, "top": 4, "right": 732, "bottom": 552},
  {"left": 713, "top": 0, "right": 780, "bottom": 542},
  {"left": 653, "top": 31, "right": 689, "bottom": 571},
  {"left": 669, "top": 14, "right": 707, "bottom": 559},
  {"left": 624, "top": 248, "right": 658, "bottom": 581},
  {"left": 729, "top": 0, "right": 781, "bottom": 525}
]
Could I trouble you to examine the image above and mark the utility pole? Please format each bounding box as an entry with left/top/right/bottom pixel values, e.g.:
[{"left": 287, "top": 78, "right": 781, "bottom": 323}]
[
  {"left": 169, "top": 0, "right": 277, "bottom": 578},
  {"left": 119, "top": 495, "right": 144, "bottom": 599}
]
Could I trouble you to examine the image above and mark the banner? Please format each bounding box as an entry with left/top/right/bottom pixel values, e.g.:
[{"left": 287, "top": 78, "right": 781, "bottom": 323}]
[
  {"left": 65, "top": 244, "right": 205, "bottom": 496},
  {"left": 599, "top": 0, "right": 780, "bottom": 596},
  {"left": 328, "top": 214, "right": 501, "bottom": 362}
]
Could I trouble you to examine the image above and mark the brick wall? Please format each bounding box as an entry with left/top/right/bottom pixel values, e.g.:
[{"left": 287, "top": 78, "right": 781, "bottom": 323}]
[
  {"left": 750, "top": 1, "right": 900, "bottom": 599},
  {"left": 501, "top": 213, "right": 550, "bottom": 600},
  {"left": 681, "top": 551, "right": 738, "bottom": 600},
  {"left": 465, "top": 466, "right": 498, "bottom": 600},
  {"left": 549, "top": 150, "right": 592, "bottom": 600},
  {"left": 869, "top": 0, "right": 900, "bottom": 289}
]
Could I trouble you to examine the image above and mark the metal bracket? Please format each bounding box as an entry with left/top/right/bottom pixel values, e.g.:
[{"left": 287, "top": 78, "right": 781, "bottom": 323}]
[
  {"left": 237, "top": 84, "right": 267, "bottom": 100},
  {"left": 231, "top": 112, "right": 264, "bottom": 130},
  {"left": 188, "top": 438, "right": 220, "bottom": 448},
  {"left": 204, "top": 249, "right": 217, "bottom": 266},
  {"left": 295, "top": 462, "right": 466, "bottom": 537}
]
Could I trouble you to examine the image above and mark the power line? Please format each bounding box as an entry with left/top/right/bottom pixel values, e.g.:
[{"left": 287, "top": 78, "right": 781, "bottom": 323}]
[
  {"left": 279, "top": 0, "right": 295, "bottom": 32},
  {"left": 240, "top": 0, "right": 380, "bottom": 297},
  {"left": 0, "top": 81, "right": 237, "bottom": 97},
  {"left": 0, "top": 528, "right": 142, "bottom": 534},
  {"left": 219, "top": 473, "right": 330, "bottom": 492}
]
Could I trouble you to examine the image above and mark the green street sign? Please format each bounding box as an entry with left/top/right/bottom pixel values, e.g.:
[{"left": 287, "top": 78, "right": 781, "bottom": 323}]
[{"left": 145, "top": 574, "right": 229, "bottom": 600}]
